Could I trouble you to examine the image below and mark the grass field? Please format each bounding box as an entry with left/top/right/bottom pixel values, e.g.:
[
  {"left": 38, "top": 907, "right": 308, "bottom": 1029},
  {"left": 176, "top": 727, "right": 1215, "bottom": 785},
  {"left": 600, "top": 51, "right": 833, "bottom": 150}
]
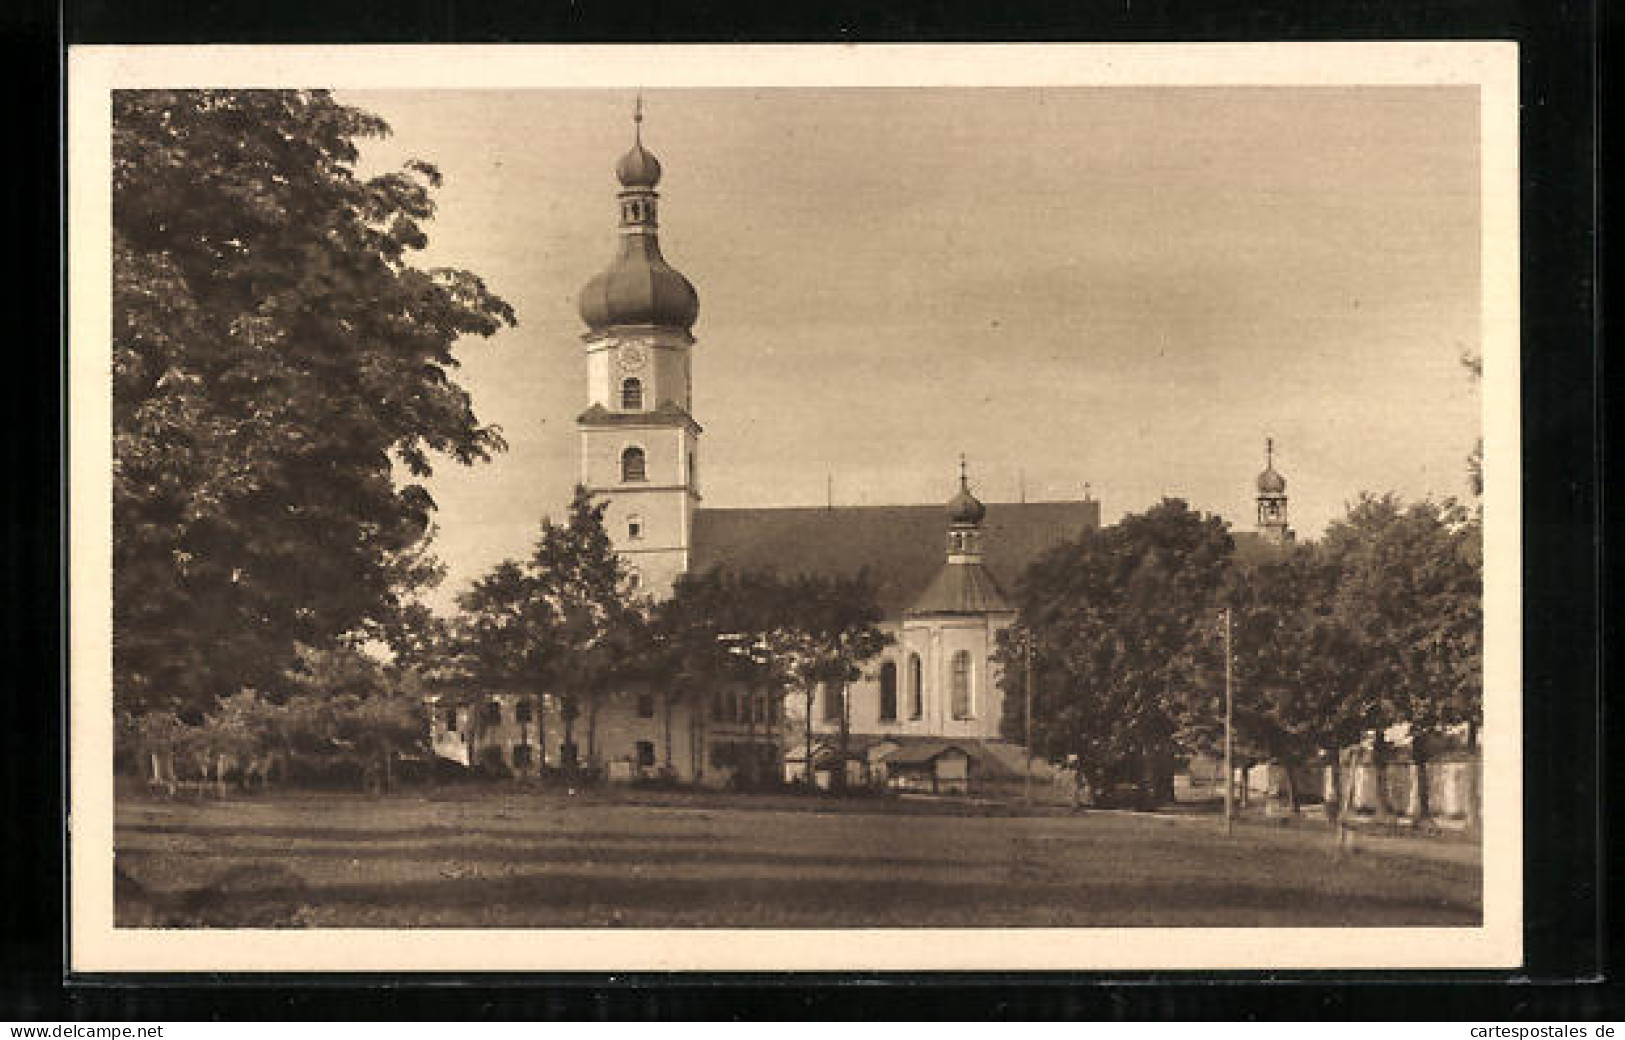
[{"left": 114, "top": 791, "right": 1482, "bottom": 928}]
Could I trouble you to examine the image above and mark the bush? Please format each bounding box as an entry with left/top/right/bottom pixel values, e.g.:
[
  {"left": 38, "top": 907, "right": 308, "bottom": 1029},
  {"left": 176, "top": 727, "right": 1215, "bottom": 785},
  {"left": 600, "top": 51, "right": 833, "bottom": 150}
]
[
  {"left": 283, "top": 751, "right": 369, "bottom": 789},
  {"left": 473, "top": 745, "right": 512, "bottom": 779}
]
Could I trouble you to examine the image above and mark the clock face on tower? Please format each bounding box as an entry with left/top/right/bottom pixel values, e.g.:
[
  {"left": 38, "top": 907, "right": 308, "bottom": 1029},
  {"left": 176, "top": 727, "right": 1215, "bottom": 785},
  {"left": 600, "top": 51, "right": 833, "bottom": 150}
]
[{"left": 618, "top": 343, "right": 649, "bottom": 372}]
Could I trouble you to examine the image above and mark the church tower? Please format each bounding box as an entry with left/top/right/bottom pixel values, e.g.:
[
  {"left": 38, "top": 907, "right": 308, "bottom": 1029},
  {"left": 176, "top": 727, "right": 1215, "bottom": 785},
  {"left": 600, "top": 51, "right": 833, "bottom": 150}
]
[
  {"left": 1255, "top": 437, "right": 1293, "bottom": 545},
  {"left": 576, "top": 99, "right": 701, "bottom": 596}
]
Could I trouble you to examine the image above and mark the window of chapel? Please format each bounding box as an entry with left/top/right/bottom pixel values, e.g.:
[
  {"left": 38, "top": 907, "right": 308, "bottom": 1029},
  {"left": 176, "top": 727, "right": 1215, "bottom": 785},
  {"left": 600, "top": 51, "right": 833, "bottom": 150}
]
[
  {"left": 951, "top": 651, "right": 972, "bottom": 719},
  {"left": 908, "top": 654, "right": 923, "bottom": 719}
]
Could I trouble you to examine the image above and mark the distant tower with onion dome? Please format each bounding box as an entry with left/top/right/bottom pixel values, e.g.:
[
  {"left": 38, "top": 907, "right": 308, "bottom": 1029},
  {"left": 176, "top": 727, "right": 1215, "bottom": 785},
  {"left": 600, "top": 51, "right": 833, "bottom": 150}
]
[
  {"left": 1255, "top": 437, "right": 1294, "bottom": 546},
  {"left": 575, "top": 96, "right": 701, "bottom": 596}
]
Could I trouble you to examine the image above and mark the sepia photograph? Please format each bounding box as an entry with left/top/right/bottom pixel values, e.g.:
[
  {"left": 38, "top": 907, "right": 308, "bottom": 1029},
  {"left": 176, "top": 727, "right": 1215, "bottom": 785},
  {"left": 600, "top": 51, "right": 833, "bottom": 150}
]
[{"left": 68, "top": 44, "right": 1521, "bottom": 972}]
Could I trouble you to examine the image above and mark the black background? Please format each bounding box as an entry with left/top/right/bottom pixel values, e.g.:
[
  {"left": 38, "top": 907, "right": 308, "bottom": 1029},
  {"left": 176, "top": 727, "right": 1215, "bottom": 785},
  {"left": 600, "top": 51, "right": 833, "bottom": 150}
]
[{"left": 1, "top": 0, "right": 1607, "bottom": 1020}]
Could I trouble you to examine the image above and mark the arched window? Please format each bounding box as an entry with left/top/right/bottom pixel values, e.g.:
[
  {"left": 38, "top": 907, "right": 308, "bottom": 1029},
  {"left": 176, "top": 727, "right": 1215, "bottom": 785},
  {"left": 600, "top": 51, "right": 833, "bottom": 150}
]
[
  {"left": 621, "top": 377, "right": 643, "bottom": 410},
  {"left": 908, "top": 654, "right": 923, "bottom": 719},
  {"left": 951, "top": 651, "right": 972, "bottom": 719},
  {"left": 878, "top": 662, "right": 898, "bottom": 721},
  {"left": 483, "top": 699, "right": 503, "bottom": 724},
  {"left": 621, "top": 446, "right": 646, "bottom": 482}
]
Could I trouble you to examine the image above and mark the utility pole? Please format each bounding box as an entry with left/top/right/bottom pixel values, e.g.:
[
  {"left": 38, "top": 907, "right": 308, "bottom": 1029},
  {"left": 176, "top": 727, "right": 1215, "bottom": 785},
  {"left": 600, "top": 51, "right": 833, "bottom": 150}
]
[
  {"left": 1024, "top": 631, "right": 1034, "bottom": 807},
  {"left": 1223, "top": 605, "right": 1235, "bottom": 836}
]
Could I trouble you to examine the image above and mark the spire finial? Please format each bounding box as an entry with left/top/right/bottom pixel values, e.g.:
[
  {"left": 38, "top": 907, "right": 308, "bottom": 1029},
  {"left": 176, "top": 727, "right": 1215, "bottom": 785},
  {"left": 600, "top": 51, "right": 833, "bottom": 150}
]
[
  {"left": 633, "top": 92, "right": 644, "bottom": 143},
  {"left": 959, "top": 453, "right": 969, "bottom": 490},
  {"left": 1266, "top": 436, "right": 1274, "bottom": 468}
]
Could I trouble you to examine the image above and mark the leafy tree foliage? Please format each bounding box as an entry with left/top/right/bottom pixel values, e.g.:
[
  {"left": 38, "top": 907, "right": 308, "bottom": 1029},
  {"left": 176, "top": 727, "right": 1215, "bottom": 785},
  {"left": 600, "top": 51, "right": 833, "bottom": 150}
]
[
  {"left": 1319, "top": 494, "right": 1482, "bottom": 819},
  {"left": 1000, "top": 499, "right": 1235, "bottom": 805},
  {"left": 1217, "top": 546, "right": 1373, "bottom": 810},
  {"left": 447, "top": 486, "right": 644, "bottom": 770},
  {"left": 1006, "top": 490, "right": 1482, "bottom": 817},
  {"left": 650, "top": 566, "right": 889, "bottom": 788},
  {"left": 113, "top": 90, "right": 515, "bottom": 718}
]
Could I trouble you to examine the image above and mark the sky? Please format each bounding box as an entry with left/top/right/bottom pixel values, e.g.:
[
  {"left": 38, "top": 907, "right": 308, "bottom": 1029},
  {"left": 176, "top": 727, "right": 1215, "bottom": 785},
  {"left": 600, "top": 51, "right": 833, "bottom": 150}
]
[{"left": 340, "top": 86, "right": 1482, "bottom": 611}]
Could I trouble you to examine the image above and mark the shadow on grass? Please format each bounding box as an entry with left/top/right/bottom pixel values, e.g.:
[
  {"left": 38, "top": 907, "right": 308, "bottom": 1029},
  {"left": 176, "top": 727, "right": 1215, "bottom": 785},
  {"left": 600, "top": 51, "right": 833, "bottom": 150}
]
[
  {"left": 118, "top": 822, "right": 724, "bottom": 844},
  {"left": 117, "top": 869, "right": 1482, "bottom": 930},
  {"left": 119, "top": 838, "right": 963, "bottom": 873}
]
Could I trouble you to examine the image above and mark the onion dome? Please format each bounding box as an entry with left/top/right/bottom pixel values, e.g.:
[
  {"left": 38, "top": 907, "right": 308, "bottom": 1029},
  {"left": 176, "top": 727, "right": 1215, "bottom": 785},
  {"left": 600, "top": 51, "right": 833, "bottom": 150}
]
[
  {"left": 1256, "top": 437, "right": 1286, "bottom": 493},
  {"left": 577, "top": 96, "right": 699, "bottom": 333},
  {"left": 578, "top": 236, "right": 699, "bottom": 332},
  {"left": 947, "top": 458, "right": 986, "bottom": 525},
  {"left": 615, "top": 140, "right": 662, "bottom": 188}
]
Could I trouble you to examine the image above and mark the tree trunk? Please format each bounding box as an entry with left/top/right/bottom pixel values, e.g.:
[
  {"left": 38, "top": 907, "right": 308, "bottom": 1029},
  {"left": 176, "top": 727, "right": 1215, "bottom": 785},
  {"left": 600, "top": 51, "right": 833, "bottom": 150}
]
[
  {"left": 587, "top": 698, "right": 599, "bottom": 769},
  {"left": 804, "top": 685, "right": 816, "bottom": 793},
  {"left": 535, "top": 695, "right": 547, "bottom": 772},
  {"left": 383, "top": 739, "right": 395, "bottom": 793},
  {"left": 1324, "top": 748, "right": 1342, "bottom": 824},
  {"left": 1371, "top": 730, "right": 1393, "bottom": 824},
  {"left": 662, "top": 689, "right": 674, "bottom": 774},
  {"left": 745, "top": 687, "right": 758, "bottom": 789},
  {"left": 692, "top": 702, "right": 703, "bottom": 782},
  {"left": 1335, "top": 747, "right": 1357, "bottom": 856},
  {"left": 1282, "top": 759, "right": 1300, "bottom": 815},
  {"left": 836, "top": 680, "right": 851, "bottom": 793},
  {"left": 562, "top": 696, "right": 577, "bottom": 776},
  {"left": 1412, "top": 732, "right": 1432, "bottom": 827},
  {"left": 215, "top": 753, "right": 227, "bottom": 799}
]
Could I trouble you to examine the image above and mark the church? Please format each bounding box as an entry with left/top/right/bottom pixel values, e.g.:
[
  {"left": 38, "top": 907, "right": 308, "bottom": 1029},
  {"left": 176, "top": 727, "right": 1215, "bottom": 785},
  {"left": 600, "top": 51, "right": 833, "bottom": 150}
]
[{"left": 429, "top": 108, "right": 1294, "bottom": 791}]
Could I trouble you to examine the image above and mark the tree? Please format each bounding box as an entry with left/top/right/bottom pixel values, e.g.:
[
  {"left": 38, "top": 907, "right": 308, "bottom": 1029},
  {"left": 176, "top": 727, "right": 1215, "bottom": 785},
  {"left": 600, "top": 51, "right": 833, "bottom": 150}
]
[
  {"left": 1218, "top": 545, "right": 1374, "bottom": 815},
  {"left": 526, "top": 487, "right": 646, "bottom": 771},
  {"left": 651, "top": 568, "right": 771, "bottom": 780},
  {"left": 450, "top": 486, "right": 643, "bottom": 776},
  {"left": 1320, "top": 494, "right": 1482, "bottom": 824},
  {"left": 282, "top": 642, "right": 429, "bottom": 791},
  {"left": 113, "top": 90, "right": 516, "bottom": 719},
  {"left": 446, "top": 559, "right": 557, "bottom": 768},
  {"left": 1000, "top": 499, "right": 1234, "bottom": 807},
  {"left": 749, "top": 572, "right": 888, "bottom": 792}
]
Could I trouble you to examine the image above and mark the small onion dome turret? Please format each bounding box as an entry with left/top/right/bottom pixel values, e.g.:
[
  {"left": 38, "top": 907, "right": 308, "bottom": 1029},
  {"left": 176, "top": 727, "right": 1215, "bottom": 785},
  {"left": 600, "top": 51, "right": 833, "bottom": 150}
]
[
  {"left": 615, "top": 139, "right": 662, "bottom": 188},
  {"left": 947, "top": 480, "right": 986, "bottom": 525},
  {"left": 1257, "top": 465, "right": 1286, "bottom": 495}
]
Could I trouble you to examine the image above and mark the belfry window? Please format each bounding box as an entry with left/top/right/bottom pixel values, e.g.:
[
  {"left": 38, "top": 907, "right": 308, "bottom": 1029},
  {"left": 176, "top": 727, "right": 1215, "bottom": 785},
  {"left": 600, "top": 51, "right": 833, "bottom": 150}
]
[
  {"left": 951, "top": 651, "right": 972, "bottom": 719},
  {"left": 621, "top": 446, "right": 646, "bottom": 482},
  {"left": 879, "top": 662, "right": 898, "bottom": 722},
  {"left": 621, "top": 377, "right": 643, "bottom": 410},
  {"left": 908, "top": 654, "right": 923, "bottom": 719}
]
